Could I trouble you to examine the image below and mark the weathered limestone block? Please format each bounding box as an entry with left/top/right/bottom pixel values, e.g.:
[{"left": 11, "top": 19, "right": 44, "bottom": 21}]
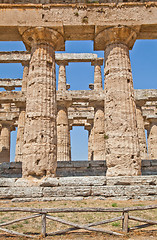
[
  {"left": 91, "top": 185, "right": 157, "bottom": 198},
  {"left": 95, "top": 26, "right": 141, "bottom": 176},
  {"left": 136, "top": 106, "right": 147, "bottom": 159},
  {"left": 57, "top": 106, "right": 70, "bottom": 161},
  {"left": 147, "top": 117, "right": 157, "bottom": 159},
  {"left": 56, "top": 160, "right": 107, "bottom": 177},
  {"left": 19, "top": 27, "right": 64, "bottom": 177},
  {"left": 40, "top": 176, "right": 106, "bottom": 187},
  {"left": 0, "top": 123, "right": 11, "bottom": 163},
  {"left": 43, "top": 186, "right": 91, "bottom": 197},
  {"left": 93, "top": 107, "right": 105, "bottom": 160},
  {"left": 0, "top": 178, "right": 16, "bottom": 187},
  {"left": 0, "top": 187, "right": 43, "bottom": 199},
  {"left": 0, "top": 162, "right": 22, "bottom": 178},
  {"left": 106, "top": 176, "right": 157, "bottom": 186}
]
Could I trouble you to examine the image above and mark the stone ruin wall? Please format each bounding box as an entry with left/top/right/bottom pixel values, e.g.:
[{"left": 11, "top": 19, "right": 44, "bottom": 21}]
[{"left": 0, "top": 1, "right": 157, "bottom": 179}]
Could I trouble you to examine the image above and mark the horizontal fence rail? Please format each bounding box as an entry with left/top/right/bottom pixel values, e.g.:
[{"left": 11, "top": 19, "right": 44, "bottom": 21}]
[{"left": 0, "top": 205, "right": 156, "bottom": 238}]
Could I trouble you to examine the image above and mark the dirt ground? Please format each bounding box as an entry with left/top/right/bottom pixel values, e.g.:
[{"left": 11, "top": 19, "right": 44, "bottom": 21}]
[{"left": 0, "top": 199, "right": 156, "bottom": 240}]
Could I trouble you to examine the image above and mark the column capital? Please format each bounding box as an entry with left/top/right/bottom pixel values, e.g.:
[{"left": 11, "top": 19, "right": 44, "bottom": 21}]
[
  {"left": 1, "top": 123, "right": 15, "bottom": 132},
  {"left": 91, "top": 59, "right": 103, "bottom": 66},
  {"left": 84, "top": 123, "right": 92, "bottom": 132},
  {"left": 56, "top": 60, "right": 69, "bottom": 66},
  {"left": 19, "top": 27, "right": 65, "bottom": 51},
  {"left": 94, "top": 26, "right": 138, "bottom": 50},
  {"left": 146, "top": 115, "right": 157, "bottom": 124}
]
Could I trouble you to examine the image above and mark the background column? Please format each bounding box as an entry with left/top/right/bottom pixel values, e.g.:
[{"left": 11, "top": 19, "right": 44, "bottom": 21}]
[
  {"left": 136, "top": 105, "right": 147, "bottom": 159},
  {"left": 87, "top": 124, "right": 94, "bottom": 161},
  {"left": 93, "top": 107, "right": 105, "bottom": 160},
  {"left": 0, "top": 123, "right": 11, "bottom": 163},
  {"left": 57, "top": 105, "right": 70, "bottom": 161},
  {"left": 91, "top": 59, "right": 103, "bottom": 91},
  {"left": 15, "top": 64, "right": 28, "bottom": 162},
  {"left": 58, "top": 61, "right": 68, "bottom": 91},
  {"left": 147, "top": 116, "right": 157, "bottom": 159}
]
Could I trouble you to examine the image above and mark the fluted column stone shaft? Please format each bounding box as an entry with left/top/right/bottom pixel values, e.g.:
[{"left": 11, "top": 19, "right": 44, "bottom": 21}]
[
  {"left": 58, "top": 62, "right": 68, "bottom": 91},
  {"left": 0, "top": 124, "right": 11, "bottom": 163},
  {"left": 57, "top": 106, "right": 70, "bottom": 161},
  {"left": 20, "top": 27, "right": 64, "bottom": 177},
  {"left": 136, "top": 106, "right": 147, "bottom": 159},
  {"left": 147, "top": 118, "right": 157, "bottom": 159},
  {"left": 92, "top": 59, "right": 103, "bottom": 91},
  {"left": 93, "top": 107, "right": 105, "bottom": 160},
  {"left": 88, "top": 125, "right": 94, "bottom": 161},
  {"left": 57, "top": 61, "right": 70, "bottom": 161},
  {"left": 69, "top": 127, "right": 72, "bottom": 161},
  {"left": 15, "top": 108, "right": 26, "bottom": 162},
  {"left": 95, "top": 26, "right": 141, "bottom": 176},
  {"left": 15, "top": 64, "right": 29, "bottom": 162},
  {"left": 22, "top": 64, "right": 29, "bottom": 92}
]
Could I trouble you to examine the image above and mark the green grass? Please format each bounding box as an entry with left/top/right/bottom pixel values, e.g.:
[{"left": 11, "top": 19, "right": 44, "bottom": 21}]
[
  {"left": 112, "top": 203, "right": 118, "bottom": 207},
  {"left": 112, "top": 221, "right": 120, "bottom": 227}
]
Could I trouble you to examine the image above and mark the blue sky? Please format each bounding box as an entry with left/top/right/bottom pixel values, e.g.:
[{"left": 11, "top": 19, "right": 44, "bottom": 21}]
[{"left": 0, "top": 40, "right": 157, "bottom": 161}]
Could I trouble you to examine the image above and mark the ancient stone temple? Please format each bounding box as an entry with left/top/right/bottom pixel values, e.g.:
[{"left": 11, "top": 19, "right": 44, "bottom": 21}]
[{"left": 0, "top": 0, "right": 157, "bottom": 183}]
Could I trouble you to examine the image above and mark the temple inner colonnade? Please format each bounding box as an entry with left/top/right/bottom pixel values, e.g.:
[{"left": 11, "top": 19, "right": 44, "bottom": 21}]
[
  {"left": 0, "top": 50, "right": 157, "bottom": 178},
  {"left": 0, "top": 1, "right": 157, "bottom": 178}
]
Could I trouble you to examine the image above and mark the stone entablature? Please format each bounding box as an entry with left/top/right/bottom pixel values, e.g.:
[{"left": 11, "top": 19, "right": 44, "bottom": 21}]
[
  {"left": 1, "top": 2, "right": 157, "bottom": 42},
  {"left": 0, "top": 1, "right": 153, "bottom": 5}
]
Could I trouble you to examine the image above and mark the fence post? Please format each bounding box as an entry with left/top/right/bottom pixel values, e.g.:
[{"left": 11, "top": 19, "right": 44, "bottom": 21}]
[
  {"left": 122, "top": 211, "right": 129, "bottom": 233},
  {"left": 41, "top": 213, "right": 46, "bottom": 237}
]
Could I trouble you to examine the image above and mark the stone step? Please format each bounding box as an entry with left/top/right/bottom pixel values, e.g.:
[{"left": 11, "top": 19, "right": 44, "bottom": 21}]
[{"left": 0, "top": 176, "right": 157, "bottom": 201}]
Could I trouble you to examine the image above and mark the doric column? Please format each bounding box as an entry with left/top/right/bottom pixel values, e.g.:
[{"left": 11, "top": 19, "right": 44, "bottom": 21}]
[
  {"left": 19, "top": 27, "right": 64, "bottom": 177},
  {"left": 15, "top": 107, "right": 26, "bottom": 162},
  {"left": 57, "top": 60, "right": 70, "bottom": 161},
  {"left": 57, "top": 106, "right": 70, "bottom": 161},
  {"left": 91, "top": 59, "right": 105, "bottom": 160},
  {"left": 146, "top": 116, "right": 157, "bottom": 159},
  {"left": 0, "top": 124, "right": 11, "bottom": 163},
  {"left": 95, "top": 26, "right": 141, "bottom": 176},
  {"left": 58, "top": 61, "right": 68, "bottom": 91},
  {"left": 69, "top": 126, "right": 72, "bottom": 161},
  {"left": 21, "top": 63, "right": 29, "bottom": 92},
  {"left": 136, "top": 106, "right": 147, "bottom": 159},
  {"left": 93, "top": 107, "right": 105, "bottom": 160},
  {"left": 15, "top": 64, "right": 28, "bottom": 162},
  {"left": 91, "top": 59, "right": 103, "bottom": 91},
  {"left": 87, "top": 124, "right": 94, "bottom": 161}
]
